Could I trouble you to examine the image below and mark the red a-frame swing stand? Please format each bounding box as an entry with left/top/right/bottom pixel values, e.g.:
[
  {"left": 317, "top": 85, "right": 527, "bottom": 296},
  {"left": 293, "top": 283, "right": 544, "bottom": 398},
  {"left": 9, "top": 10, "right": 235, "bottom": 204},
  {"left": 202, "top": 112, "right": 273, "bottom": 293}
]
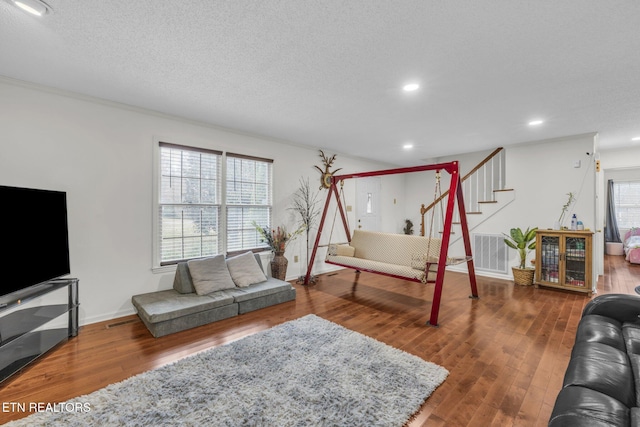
[{"left": 303, "top": 161, "right": 479, "bottom": 326}]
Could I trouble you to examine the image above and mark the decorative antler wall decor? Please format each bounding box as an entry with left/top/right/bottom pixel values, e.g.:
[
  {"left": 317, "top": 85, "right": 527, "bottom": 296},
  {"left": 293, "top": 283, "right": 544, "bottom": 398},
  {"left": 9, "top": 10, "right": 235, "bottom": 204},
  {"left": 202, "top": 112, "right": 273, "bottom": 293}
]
[{"left": 314, "top": 150, "right": 342, "bottom": 189}]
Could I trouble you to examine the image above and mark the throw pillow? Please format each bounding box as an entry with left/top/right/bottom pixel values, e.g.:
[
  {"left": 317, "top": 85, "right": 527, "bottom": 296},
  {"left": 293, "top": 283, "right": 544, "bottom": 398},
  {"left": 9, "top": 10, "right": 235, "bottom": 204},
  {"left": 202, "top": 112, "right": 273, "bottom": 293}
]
[
  {"left": 187, "top": 255, "right": 236, "bottom": 295},
  {"left": 226, "top": 252, "right": 268, "bottom": 287},
  {"left": 328, "top": 244, "right": 337, "bottom": 256},
  {"left": 335, "top": 244, "right": 356, "bottom": 257}
]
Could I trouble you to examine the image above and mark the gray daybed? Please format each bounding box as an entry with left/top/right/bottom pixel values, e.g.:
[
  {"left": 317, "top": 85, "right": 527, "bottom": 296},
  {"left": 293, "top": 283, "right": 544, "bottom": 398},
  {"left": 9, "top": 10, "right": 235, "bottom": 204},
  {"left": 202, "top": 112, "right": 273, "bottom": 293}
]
[{"left": 132, "top": 252, "right": 296, "bottom": 337}]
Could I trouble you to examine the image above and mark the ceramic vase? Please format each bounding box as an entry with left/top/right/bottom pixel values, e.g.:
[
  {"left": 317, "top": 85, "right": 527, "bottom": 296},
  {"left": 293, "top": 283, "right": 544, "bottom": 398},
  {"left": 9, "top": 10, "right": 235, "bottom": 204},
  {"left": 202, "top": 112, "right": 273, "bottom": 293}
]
[{"left": 270, "top": 251, "right": 288, "bottom": 281}]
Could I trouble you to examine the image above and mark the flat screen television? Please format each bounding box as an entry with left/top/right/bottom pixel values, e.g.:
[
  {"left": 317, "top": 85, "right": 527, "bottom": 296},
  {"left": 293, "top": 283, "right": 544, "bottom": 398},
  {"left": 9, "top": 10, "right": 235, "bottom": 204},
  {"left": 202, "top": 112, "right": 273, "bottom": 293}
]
[{"left": 1, "top": 185, "right": 70, "bottom": 300}]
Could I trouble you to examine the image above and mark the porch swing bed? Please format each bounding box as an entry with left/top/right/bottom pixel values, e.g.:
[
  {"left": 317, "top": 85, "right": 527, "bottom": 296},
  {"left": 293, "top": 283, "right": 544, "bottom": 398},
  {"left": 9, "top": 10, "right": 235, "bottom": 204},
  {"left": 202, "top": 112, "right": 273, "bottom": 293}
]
[
  {"left": 304, "top": 160, "right": 479, "bottom": 326},
  {"left": 326, "top": 229, "right": 442, "bottom": 283}
]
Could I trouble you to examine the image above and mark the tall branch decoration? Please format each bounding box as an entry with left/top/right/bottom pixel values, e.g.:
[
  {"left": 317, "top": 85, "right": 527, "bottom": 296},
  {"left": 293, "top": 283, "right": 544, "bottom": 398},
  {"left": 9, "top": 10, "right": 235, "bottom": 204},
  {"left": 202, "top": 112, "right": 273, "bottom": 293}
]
[
  {"left": 290, "top": 177, "right": 322, "bottom": 284},
  {"left": 556, "top": 192, "right": 576, "bottom": 229},
  {"left": 314, "top": 150, "right": 342, "bottom": 190}
]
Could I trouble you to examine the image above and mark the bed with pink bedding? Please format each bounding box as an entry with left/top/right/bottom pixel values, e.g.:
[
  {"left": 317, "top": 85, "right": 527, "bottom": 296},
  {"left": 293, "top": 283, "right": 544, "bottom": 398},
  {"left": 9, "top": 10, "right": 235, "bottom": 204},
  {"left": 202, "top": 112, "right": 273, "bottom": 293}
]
[{"left": 624, "top": 228, "right": 640, "bottom": 264}]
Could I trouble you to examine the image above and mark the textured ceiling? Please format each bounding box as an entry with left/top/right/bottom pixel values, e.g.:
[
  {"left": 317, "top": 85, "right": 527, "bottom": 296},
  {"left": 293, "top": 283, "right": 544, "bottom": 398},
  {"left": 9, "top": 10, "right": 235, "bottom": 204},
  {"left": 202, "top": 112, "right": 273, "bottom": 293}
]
[{"left": 1, "top": 0, "right": 639, "bottom": 166}]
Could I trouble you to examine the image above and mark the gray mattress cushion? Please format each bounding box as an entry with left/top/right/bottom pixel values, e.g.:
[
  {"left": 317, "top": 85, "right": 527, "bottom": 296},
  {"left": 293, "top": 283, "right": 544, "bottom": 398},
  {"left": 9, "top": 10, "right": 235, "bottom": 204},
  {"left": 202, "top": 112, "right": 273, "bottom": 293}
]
[
  {"left": 132, "top": 289, "right": 234, "bottom": 323},
  {"left": 141, "top": 304, "right": 239, "bottom": 338},
  {"left": 237, "top": 288, "right": 296, "bottom": 315},
  {"left": 224, "top": 278, "right": 293, "bottom": 302},
  {"left": 173, "top": 262, "right": 196, "bottom": 294}
]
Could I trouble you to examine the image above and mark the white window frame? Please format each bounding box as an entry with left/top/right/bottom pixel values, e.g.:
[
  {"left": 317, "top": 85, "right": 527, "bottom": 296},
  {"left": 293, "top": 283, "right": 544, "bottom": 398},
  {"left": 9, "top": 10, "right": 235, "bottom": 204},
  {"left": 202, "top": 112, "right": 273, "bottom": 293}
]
[
  {"left": 152, "top": 140, "right": 273, "bottom": 271},
  {"left": 613, "top": 180, "right": 640, "bottom": 230},
  {"left": 225, "top": 153, "right": 273, "bottom": 255}
]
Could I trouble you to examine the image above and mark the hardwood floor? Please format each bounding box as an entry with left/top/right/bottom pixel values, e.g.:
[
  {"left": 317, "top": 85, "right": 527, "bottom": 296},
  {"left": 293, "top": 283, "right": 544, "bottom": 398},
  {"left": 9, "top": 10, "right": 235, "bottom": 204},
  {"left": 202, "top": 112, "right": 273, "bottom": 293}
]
[{"left": 1, "top": 255, "right": 639, "bottom": 426}]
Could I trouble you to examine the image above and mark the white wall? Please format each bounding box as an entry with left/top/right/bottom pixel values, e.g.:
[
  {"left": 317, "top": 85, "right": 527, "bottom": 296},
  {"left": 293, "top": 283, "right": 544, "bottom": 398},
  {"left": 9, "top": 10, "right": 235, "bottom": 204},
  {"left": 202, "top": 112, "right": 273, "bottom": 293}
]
[
  {"left": 502, "top": 135, "right": 597, "bottom": 232},
  {"left": 0, "top": 79, "right": 398, "bottom": 325},
  {"left": 605, "top": 168, "right": 640, "bottom": 182},
  {"left": 601, "top": 148, "right": 640, "bottom": 171}
]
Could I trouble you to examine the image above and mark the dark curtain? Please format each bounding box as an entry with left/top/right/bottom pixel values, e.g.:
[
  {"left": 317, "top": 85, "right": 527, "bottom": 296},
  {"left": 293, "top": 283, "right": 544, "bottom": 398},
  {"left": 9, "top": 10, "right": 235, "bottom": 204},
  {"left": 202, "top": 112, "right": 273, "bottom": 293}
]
[{"left": 605, "top": 179, "right": 621, "bottom": 243}]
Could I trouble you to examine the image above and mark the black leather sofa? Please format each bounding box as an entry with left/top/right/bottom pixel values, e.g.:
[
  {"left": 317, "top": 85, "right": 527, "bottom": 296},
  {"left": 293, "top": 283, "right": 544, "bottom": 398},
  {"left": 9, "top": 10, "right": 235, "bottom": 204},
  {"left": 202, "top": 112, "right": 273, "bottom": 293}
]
[{"left": 549, "top": 294, "right": 640, "bottom": 426}]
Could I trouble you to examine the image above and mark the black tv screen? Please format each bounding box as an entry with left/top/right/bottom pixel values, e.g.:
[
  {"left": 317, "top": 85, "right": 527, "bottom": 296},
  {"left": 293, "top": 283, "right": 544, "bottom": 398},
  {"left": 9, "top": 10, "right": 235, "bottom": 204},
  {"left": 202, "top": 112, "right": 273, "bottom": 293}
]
[{"left": 1, "top": 185, "right": 70, "bottom": 298}]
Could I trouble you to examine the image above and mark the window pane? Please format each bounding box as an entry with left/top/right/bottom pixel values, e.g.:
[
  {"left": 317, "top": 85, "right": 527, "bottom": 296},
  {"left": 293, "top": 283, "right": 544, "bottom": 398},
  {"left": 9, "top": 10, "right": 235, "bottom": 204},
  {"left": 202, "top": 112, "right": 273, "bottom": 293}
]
[
  {"left": 227, "top": 206, "right": 271, "bottom": 252},
  {"left": 160, "top": 176, "right": 181, "bottom": 204},
  {"left": 157, "top": 144, "right": 272, "bottom": 263},
  {"left": 226, "top": 180, "right": 240, "bottom": 204},
  {"left": 255, "top": 183, "right": 269, "bottom": 204},
  {"left": 160, "top": 205, "right": 220, "bottom": 262},
  {"left": 161, "top": 237, "right": 184, "bottom": 263},
  {"left": 201, "top": 156, "right": 218, "bottom": 180},
  {"left": 255, "top": 163, "right": 268, "bottom": 183},
  {"left": 201, "top": 179, "right": 217, "bottom": 204},
  {"left": 242, "top": 159, "right": 255, "bottom": 181},
  {"left": 171, "top": 152, "right": 182, "bottom": 176},
  {"left": 226, "top": 156, "right": 273, "bottom": 252},
  {"left": 182, "top": 151, "right": 201, "bottom": 178},
  {"left": 614, "top": 181, "right": 640, "bottom": 229},
  {"left": 241, "top": 182, "right": 255, "bottom": 204},
  {"left": 159, "top": 144, "right": 221, "bottom": 263},
  {"left": 165, "top": 207, "right": 187, "bottom": 235},
  {"left": 180, "top": 178, "right": 198, "bottom": 204}
]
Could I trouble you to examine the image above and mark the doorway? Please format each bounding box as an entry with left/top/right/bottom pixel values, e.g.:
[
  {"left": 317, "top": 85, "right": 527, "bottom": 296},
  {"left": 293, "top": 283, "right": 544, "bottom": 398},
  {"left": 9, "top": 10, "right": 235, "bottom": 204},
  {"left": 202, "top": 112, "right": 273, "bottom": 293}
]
[{"left": 355, "top": 177, "right": 381, "bottom": 231}]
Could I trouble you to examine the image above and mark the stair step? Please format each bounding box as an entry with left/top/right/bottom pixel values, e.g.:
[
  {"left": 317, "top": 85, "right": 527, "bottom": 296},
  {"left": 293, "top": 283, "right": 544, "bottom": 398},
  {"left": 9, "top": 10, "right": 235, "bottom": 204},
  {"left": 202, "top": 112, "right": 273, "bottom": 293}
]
[
  {"left": 478, "top": 200, "right": 498, "bottom": 204},
  {"left": 494, "top": 188, "right": 514, "bottom": 193},
  {"left": 466, "top": 211, "right": 483, "bottom": 215}
]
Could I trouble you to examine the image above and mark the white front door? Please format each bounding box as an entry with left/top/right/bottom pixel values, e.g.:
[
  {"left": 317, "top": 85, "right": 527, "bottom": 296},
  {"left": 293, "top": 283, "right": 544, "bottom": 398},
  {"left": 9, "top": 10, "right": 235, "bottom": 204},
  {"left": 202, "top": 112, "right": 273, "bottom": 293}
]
[{"left": 356, "top": 177, "right": 381, "bottom": 231}]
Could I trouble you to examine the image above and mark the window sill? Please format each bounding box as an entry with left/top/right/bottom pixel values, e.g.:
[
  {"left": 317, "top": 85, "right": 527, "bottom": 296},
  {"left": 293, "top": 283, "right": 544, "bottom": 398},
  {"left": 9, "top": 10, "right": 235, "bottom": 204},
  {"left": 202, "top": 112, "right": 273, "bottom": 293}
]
[
  {"left": 151, "top": 264, "right": 177, "bottom": 274},
  {"left": 152, "top": 251, "right": 273, "bottom": 275}
]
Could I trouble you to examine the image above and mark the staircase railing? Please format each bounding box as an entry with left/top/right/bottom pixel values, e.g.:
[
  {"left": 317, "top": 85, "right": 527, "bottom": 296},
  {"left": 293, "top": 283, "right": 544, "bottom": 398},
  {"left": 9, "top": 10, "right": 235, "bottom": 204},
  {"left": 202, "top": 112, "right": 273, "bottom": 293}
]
[{"left": 420, "top": 147, "right": 506, "bottom": 236}]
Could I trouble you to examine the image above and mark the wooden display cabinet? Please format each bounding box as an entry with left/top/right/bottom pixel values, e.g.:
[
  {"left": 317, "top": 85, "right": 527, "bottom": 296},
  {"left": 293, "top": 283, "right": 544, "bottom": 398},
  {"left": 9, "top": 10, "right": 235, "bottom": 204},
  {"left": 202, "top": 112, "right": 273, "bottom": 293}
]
[{"left": 535, "top": 230, "right": 593, "bottom": 295}]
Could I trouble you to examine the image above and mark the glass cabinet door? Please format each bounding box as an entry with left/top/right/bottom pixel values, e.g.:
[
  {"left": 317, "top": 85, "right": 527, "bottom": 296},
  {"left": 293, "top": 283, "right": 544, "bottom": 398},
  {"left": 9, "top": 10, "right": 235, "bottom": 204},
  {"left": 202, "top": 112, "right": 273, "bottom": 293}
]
[
  {"left": 565, "top": 237, "right": 587, "bottom": 287},
  {"left": 535, "top": 231, "right": 593, "bottom": 294},
  {"left": 540, "top": 235, "right": 560, "bottom": 283}
]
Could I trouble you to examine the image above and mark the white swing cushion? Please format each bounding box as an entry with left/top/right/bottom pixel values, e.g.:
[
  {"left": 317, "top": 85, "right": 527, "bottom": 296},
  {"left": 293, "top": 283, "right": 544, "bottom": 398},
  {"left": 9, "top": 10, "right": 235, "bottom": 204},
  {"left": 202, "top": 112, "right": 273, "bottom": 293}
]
[{"left": 326, "top": 230, "right": 442, "bottom": 281}]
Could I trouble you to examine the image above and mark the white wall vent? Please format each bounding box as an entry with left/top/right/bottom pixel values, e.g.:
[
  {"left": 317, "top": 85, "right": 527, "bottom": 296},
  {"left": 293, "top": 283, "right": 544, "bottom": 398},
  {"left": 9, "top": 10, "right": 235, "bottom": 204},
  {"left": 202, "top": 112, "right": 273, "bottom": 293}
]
[{"left": 472, "top": 233, "right": 509, "bottom": 274}]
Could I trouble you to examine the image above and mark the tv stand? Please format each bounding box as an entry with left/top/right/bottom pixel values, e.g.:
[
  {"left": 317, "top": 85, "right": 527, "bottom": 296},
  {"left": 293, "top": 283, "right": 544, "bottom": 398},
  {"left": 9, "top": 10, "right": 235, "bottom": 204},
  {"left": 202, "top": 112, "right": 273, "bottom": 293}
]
[{"left": 0, "top": 278, "right": 79, "bottom": 384}]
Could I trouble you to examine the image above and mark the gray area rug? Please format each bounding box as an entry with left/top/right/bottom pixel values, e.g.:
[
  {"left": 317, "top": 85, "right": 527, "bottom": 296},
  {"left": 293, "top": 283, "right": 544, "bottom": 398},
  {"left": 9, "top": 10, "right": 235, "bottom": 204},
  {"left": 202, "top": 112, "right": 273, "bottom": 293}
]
[{"left": 5, "top": 314, "right": 448, "bottom": 426}]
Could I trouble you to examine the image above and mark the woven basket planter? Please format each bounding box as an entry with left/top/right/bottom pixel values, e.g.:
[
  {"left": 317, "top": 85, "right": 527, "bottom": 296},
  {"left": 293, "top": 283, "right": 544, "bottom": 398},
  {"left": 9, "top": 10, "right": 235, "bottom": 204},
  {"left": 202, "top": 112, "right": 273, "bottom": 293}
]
[{"left": 512, "top": 267, "right": 535, "bottom": 286}]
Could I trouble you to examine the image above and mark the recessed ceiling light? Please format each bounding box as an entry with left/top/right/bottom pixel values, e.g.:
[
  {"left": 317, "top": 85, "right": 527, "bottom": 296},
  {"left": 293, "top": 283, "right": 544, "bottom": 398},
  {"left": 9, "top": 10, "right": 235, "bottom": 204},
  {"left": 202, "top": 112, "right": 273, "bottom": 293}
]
[
  {"left": 403, "top": 143, "right": 414, "bottom": 150},
  {"left": 11, "top": 0, "right": 52, "bottom": 16},
  {"left": 403, "top": 83, "right": 420, "bottom": 92},
  {"left": 632, "top": 136, "right": 640, "bottom": 141},
  {"left": 528, "top": 120, "right": 544, "bottom": 126}
]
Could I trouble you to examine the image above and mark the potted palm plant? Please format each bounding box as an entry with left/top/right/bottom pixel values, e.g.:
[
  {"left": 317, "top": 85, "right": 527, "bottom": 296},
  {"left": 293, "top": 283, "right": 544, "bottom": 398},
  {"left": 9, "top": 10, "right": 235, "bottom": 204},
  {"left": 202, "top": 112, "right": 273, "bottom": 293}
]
[{"left": 504, "top": 227, "right": 537, "bottom": 285}]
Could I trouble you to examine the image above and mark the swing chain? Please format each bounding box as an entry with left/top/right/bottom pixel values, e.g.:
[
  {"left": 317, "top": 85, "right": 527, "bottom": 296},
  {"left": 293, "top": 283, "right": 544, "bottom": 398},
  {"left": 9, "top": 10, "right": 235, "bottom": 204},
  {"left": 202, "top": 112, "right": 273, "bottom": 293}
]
[{"left": 326, "top": 179, "right": 349, "bottom": 260}]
